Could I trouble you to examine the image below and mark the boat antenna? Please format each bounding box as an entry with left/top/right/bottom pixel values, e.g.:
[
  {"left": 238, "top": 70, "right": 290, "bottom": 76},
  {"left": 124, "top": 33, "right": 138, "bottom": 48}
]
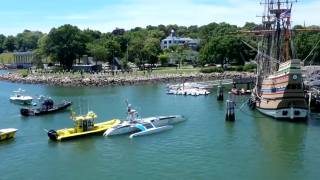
[{"left": 79, "top": 97, "right": 81, "bottom": 115}]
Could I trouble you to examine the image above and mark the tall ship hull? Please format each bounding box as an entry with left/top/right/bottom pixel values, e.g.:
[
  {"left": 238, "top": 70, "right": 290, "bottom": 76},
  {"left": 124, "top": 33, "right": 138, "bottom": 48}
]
[
  {"left": 254, "top": 59, "right": 308, "bottom": 120},
  {"left": 236, "top": 0, "right": 320, "bottom": 121}
]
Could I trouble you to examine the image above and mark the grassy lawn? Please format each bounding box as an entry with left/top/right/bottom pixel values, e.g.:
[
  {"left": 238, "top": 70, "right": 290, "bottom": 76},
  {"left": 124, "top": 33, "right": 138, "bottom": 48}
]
[
  {"left": 16, "top": 65, "right": 202, "bottom": 77},
  {"left": 150, "top": 66, "right": 201, "bottom": 74},
  {"left": 16, "top": 69, "right": 28, "bottom": 77},
  {"left": 0, "top": 52, "right": 53, "bottom": 64},
  {"left": 0, "top": 52, "right": 14, "bottom": 64}
]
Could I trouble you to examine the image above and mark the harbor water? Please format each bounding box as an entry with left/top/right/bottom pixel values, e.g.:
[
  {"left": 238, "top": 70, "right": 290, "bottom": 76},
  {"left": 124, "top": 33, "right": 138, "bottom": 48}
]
[{"left": 1, "top": 70, "right": 320, "bottom": 180}]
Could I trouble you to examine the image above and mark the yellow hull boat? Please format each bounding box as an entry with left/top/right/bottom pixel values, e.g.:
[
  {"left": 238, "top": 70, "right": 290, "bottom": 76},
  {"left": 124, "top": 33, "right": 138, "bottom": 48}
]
[
  {"left": 47, "top": 109, "right": 121, "bottom": 141},
  {"left": 47, "top": 119, "right": 121, "bottom": 141},
  {"left": 0, "top": 128, "right": 18, "bottom": 141}
]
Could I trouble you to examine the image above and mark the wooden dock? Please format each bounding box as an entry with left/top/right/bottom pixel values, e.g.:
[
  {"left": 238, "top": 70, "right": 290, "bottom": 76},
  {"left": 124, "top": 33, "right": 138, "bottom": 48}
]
[{"left": 196, "top": 77, "right": 255, "bottom": 89}]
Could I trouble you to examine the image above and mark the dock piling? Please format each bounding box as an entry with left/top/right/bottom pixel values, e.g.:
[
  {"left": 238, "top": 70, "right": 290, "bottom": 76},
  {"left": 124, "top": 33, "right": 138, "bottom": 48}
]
[
  {"left": 217, "top": 81, "right": 224, "bottom": 100},
  {"left": 225, "top": 92, "right": 235, "bottom": 121}
]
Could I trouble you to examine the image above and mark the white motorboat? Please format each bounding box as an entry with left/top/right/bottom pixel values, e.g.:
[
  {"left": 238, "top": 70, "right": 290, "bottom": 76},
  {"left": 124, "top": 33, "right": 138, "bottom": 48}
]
[
  {"left": 10, "top": 88, "right": 33, "bottom": 105},
  {"left": 103, "top": 100, "right": 186, "bottom": 136},
  {"left": 129, "top": 122, "right": 173, "bottom": 138},
  {"left": 167, "top": 82, "right": 201, "bottom": 90},
  {"left": 167, "top": 88, "right": 211, "bottom": 96}
]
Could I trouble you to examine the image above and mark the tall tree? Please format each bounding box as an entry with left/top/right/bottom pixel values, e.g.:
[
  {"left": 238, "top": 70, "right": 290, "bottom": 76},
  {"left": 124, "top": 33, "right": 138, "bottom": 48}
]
[
  {"left": 129, "top": 38, "right": 145, "bottom": 67},
  {"left": 46, "top": 24, "right": 87, "bottom": 69},
  {"left": 0, "top": 34, "right": 6, "bottom": 53},
  {"left": 3, "top": 36, "right": 15, "bottom": 52},
  {"left": 14, "top": 30, "right": 42, "bottom": 51},
  {"left": 143, "top": 38, "right": 161, "bottom": 66},
  {"left": 103, "top": 39, "right": 122, "bottom": 65},
  {"left": 87, "top": 43, "right": 108, "bottom": 65},
  {"left": 37, "top": 34, "right": 50, "bottom": 63}
]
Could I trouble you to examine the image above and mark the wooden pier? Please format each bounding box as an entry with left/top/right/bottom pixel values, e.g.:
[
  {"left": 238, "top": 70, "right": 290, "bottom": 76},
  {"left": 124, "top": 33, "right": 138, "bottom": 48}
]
[
  {"left": 196, "top": 77, "right": 255, "bottom": 89},
  {"left": 233, "top": 77, "right": 255, "bottom": 90},
  {"left": 306, "top": 86, "right": 320, "bottom": 112}
]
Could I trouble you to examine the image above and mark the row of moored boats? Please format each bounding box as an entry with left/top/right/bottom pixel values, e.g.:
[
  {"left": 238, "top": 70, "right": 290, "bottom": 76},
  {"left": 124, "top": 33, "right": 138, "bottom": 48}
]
[
  {"left": 1, "top": 90, "right": 187, "bottom": 141},
  {"left": 166, "top": 83, "right": 211, "bottom": 96}
]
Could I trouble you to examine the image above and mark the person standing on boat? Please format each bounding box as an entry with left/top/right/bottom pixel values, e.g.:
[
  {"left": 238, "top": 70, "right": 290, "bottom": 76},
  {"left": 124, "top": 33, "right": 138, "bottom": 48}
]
[{"left": 127, "top": 104, "right": 132, "bottom": 114}]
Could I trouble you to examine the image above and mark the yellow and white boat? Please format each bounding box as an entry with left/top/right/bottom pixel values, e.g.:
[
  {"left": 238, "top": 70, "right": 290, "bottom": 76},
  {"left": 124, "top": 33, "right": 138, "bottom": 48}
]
[
  {"left": 46, "top": 108, "right": 121, "bottom": 141},
  {"left": 0, "top": 128, "right": 18, "bottom": 141}
]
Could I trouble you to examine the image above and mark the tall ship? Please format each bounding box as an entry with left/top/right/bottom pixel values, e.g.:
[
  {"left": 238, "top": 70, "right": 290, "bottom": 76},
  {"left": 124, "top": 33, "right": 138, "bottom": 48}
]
[{"left": 238, "top": 0, "right": 319, "bottom": 120}]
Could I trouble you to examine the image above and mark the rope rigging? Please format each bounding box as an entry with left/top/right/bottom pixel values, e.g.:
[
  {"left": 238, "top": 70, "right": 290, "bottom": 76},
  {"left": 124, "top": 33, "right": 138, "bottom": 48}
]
[
  {"left": 241, "top": 40, "right": 280, "bottom": 64},
  {"left": 232, "top": 99, "right": 279, "bottom": 118},
  {"left": 302, "top": 38, "right": 320, "bottom": 64}
]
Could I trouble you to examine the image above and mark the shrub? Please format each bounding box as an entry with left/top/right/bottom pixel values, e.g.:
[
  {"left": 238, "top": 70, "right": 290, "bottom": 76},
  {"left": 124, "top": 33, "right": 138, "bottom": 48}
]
[
  {"left": 200, "top": 67, "right": 224, "bottom": 73},
  {"left": 50, "top": 66, "right": 63, "bottom": 70},
  {"left": 243, "top": 63, "right": 256, "bottom": 72},
  {"left": 236, "top": 66, "right": 244, "bottom": 71},
  {"left": 17, "top": 70, "right": 28, "bottom": 77}
]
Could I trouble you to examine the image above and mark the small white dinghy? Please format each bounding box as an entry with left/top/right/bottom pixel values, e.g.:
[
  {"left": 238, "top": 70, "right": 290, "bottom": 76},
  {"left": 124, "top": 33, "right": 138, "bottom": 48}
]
[{"left": 129, "top": 122, "right": 173, "bottom": 138}]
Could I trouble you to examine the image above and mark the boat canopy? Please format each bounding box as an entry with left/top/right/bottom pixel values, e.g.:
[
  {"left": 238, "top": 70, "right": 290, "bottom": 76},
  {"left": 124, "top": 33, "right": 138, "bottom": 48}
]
[{"left": 73, "top": 113, "right": 97, "bottom": 121}]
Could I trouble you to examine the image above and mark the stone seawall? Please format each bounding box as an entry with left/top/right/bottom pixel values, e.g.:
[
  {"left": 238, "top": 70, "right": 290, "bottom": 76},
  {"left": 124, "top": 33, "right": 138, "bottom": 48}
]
[
  {"left": 0, "top": 65, "right": 9, "bottom": 70},
  {"left": 0, "top": 72, "right": 254, "bottom": 87}
]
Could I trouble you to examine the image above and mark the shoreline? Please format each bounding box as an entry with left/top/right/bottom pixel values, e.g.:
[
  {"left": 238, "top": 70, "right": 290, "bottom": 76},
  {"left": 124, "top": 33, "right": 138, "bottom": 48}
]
[{"left": 0, "top": 71, "right": 254, "bottom": 87}]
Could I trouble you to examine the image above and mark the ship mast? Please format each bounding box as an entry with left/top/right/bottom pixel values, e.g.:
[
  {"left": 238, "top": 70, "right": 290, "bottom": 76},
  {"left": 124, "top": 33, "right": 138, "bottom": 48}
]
[{"left": 282, "top": 3, "right": 292, "bottom": 62}]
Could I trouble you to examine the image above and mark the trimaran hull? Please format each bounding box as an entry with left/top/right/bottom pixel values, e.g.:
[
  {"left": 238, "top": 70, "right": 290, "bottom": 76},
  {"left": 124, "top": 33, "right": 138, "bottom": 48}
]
[{"left": 104, "top": 116, "right": 186, "bottom": 136}]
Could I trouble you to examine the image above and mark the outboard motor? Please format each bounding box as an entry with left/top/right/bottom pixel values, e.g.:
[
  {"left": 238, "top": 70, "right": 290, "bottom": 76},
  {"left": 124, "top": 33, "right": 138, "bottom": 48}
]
[
  {"left": 47, "top": 130, "right": 58, "bottom": 141},
  {"left": 20, "top": 108, "right": 30, "bottom": 116}
]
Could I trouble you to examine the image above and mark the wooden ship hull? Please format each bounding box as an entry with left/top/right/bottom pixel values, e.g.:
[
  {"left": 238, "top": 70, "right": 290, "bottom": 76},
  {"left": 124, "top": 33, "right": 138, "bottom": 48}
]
[
  {"left": 253, "top": 59, "right": 308, "bottom": 120},
  {"left": 240, "top": 0, "right": 320, "bottom": 121}
]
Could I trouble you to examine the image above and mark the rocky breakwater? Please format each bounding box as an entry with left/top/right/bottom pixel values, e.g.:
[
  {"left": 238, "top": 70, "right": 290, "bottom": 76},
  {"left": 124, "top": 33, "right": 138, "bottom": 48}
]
[
  {"left": 0, "top": 65, "right": 9, "bottom": 70},
  {"left": 0, "top": 72, "right": 254, "bottom": 87}
]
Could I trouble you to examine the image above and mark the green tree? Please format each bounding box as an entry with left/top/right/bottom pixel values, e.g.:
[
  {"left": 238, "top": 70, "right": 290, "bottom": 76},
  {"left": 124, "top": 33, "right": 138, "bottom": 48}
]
[
  {"left": 103, "top": 39, "right": 122, "bottom": 66},
  {"left": 14, "top": 30, "right": 43, "bottom": 51},
  {"left": 168, "top": 44, "right": 181, "bottom": 52},
  {"left": 46, "top": 24, "right": 87, "bottom": 69},
  {"left": 143, "top": 38, "right": 161, "bottom": 66},
  {"left": 74, "top": 31, "right": 91, "bottom": 63},
  {"left": 87, "top": 43, "right": 108, "bottom": 65},
  {"left": 33, "top": 49, "right": 44, "bottom": 69},
  {"left": 148, "top": 30, "right": 166, "bottom": 41},
  {"left": 0, "top": 34, "right": 6, "bottom": 53},
  {"left": 82, "top": 28, "right": 102, "bottom": 40},
  {"left": 3, "top": 36, "right": 15, "bottom": 52},
  {"left": 242, "top": 22, "right": 257, "bottom": 30},
  {"left": 37, "top": 34, "right": 50, "bottom": 63},
  {"left": 158, "top": 53, "right": 169, "bottom": 66},
  {"left": 129, "top": 38, "right": 145, "bottom": 67}
]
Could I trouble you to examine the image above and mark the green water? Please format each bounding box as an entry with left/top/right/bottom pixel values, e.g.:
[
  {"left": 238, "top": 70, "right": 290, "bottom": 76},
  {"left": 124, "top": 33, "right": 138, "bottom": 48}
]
[{"left": 1, "top": 70, "right": 320, "bottom": 180}]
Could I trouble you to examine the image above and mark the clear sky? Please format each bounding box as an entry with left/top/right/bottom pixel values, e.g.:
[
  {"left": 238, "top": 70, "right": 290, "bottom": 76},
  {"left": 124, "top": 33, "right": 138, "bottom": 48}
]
[{"left": 0, "top": 0, "right": 318, "bottom": 36}]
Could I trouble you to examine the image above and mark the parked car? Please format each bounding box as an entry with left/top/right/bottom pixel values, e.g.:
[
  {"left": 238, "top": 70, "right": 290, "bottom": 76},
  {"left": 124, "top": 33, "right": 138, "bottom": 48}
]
[{"left": 204, "top": 63, "right": 217, "bottom": 67}]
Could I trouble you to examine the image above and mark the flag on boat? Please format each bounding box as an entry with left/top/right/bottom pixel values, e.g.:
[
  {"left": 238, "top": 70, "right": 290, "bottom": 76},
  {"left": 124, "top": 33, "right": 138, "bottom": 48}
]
[
  {"left": 280, "top": 9, "right": 291, "bottom": 19},
  {"left": 70, "top": 108, "right": 74, "bottom": 119}
]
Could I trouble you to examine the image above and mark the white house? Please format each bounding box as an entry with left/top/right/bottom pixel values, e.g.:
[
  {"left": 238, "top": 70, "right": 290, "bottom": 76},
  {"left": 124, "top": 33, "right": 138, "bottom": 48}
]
[{"left": 161, "top": 30, "right": 200, "bottom": 49}]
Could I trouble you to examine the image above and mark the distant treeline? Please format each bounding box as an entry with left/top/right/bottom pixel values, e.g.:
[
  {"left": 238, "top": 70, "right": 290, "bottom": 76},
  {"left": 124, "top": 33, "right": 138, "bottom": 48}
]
[{"left": 0, "top": 22, "right": 319, "bottom": 69}]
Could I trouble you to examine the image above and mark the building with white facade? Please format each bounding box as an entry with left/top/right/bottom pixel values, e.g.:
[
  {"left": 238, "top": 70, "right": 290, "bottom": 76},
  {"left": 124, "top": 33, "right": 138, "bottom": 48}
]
[{"left": 161, "top": 30, "right": 200, "bottom": 49}]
